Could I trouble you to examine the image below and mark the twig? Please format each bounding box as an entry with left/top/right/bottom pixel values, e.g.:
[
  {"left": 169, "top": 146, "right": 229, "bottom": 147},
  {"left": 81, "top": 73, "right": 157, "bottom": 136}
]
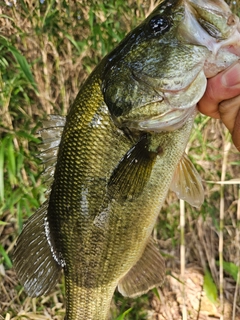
[
  {"left": 232, "top": 185, "right": 240, "bottom": 320},
  {"left": 180, "top": 199, "right": 187, "bottom": 320},
  {"left": 219, "top": 141, "right": 231, "bottom": 319}
]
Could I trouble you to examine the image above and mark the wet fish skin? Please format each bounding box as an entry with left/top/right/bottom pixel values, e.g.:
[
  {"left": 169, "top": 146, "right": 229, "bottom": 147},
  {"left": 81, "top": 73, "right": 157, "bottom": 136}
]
[{"left": 12, "top": 0, "right": 240, "bottom": 319}]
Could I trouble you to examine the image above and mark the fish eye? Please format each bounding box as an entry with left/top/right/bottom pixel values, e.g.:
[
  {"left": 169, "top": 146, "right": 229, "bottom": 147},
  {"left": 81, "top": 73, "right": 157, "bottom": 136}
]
[{"left": 149, "top": 15, "right": 171, "bottom": 35}]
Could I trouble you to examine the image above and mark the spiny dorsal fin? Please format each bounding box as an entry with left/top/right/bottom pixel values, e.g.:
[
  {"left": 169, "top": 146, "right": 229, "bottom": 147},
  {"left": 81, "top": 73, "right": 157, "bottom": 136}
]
[
  {"left": 38, "top": 115, "right": 66, "bottom": 189},
  {"left": 108, "top": 135, "right": 157, "bottom": 201},
  {"left": 118, "top": 237, "right": 165, "bottom": 298},
  {"left": 12, "top": 201, "right": 63, "bottom": 297},
  {"left": 170, "top": 152, "right": 204, "bottom": 208}
]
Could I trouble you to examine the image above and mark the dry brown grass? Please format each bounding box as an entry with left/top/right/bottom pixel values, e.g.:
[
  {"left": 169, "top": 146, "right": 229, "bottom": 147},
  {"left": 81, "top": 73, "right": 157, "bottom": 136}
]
[
  {"left": 153, "top": 119, "right": 240, "bottom": 319},
  {"left": 0, "top": 1, "right": 240, "bottom": 319}
]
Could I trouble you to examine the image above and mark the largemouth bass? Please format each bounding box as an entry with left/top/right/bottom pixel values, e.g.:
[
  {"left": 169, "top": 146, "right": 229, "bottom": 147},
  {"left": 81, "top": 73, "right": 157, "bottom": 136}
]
[{"left": 13, "top": 0, "right": 240, "bottom": 319}]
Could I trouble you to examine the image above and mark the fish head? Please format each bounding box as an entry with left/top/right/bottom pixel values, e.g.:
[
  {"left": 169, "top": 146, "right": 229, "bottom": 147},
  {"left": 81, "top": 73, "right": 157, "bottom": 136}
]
[{"left": 102, "top": 0, "right": 240, "bottom": 132}]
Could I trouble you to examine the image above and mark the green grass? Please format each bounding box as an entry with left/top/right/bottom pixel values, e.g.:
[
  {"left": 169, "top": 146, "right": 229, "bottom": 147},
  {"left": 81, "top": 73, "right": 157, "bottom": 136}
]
[{"left": 0, "top": 0, "right": 240, "bottom": 319}]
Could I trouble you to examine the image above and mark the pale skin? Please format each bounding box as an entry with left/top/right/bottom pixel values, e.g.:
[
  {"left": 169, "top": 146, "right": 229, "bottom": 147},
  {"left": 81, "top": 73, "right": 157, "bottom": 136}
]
[{"left": 198, "top": 62, "right": 240, "bottom": 151}]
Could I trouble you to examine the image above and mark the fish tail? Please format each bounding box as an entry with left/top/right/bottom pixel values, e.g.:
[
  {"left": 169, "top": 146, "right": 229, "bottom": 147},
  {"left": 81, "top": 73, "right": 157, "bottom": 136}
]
[{"left": 64, "top": 276, "right": 116, "bottom": 320}]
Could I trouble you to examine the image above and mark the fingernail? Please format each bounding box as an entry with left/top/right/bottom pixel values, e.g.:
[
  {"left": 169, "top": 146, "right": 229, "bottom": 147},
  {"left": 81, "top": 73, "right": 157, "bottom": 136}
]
[{"left": 222, "top": 62, "right": 240, "bottom": 87}]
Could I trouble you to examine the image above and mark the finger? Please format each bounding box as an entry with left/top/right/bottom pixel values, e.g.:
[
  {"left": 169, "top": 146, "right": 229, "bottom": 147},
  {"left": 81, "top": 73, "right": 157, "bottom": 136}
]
[
  {"left": 218, "top": 95, "right": 240, "bottom": 133},
  {"left": 218, "top": 95, "right": 240, "bottom": 151},
  {"left": 198, "top": 62, "right": 240, "bottom": 118},
  {"left": 232, "top": 108, "right": 240, "bottom": 151}
]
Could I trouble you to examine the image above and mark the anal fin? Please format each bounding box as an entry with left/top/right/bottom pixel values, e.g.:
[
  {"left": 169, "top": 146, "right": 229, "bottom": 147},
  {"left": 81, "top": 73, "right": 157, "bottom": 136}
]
[
  {"left": 12, "top": 201, "right": 62, "bottom": 297},
  {"left": 118, "top": 238, "right": 165, "bottom": 298}
]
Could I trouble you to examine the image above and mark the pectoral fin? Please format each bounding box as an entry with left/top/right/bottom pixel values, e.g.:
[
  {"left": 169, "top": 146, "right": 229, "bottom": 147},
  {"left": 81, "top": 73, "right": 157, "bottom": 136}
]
[
  {"left": 118, "top": 238, "right": 165, "bottom": 297},
  {"left": 108, "top": 135, "right": 157, "bottom": 201},
  {"left": 170, "top": 152, "right": 204, "bottom": 208},
  {"left": 12, "top": 201, "right": 62, "bottom": 297}
]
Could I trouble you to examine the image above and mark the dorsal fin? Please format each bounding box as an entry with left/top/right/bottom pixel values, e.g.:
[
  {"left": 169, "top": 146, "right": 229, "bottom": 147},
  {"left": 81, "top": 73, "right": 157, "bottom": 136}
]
[
  {"left": 12, "top": 201, "right": 63, "bottom": 297},
  {"left": 12, "top": 115, "right": 66, "bottom": 297},
  {"left": 38, "top": 115, "right": 66, "bottom": 189}
]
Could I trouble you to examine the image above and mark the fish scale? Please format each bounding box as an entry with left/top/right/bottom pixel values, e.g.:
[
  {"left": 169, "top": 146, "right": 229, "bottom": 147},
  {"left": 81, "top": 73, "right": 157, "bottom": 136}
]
[
  {"left": 51, "top": 97, "right": 195, "bottom": 318},
  {"left": 13, "top": 0, "right": 240, "bottom": 319}
]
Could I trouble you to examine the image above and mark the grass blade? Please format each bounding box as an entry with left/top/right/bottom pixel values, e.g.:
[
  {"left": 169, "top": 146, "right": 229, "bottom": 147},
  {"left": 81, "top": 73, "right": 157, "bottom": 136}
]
[
  {"left": 115, "top": 308, "right": 132, "bottom": 320},
  {"left": 0, "top": 245, "right": 12, "bottom": 269},
  {"left": 203, "top": 269, "right": 218, "bottom": 304},
  {"left": 0, "top": 140, "right": 4, "bottom": 202},
  {"left": 8, "top": 45, "right": 38, "bottom": 93},
  {"left": 216, "top": 260, "right": 239, "bottom": 282}
]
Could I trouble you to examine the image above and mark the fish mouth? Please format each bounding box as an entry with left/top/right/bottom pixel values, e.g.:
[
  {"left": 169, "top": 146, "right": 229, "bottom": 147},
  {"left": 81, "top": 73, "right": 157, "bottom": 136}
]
[
  {"left": 181, "top": 0, "right": 240, "bottom": 58},
  {"left": 125, "top": 106, "right": 196, "bottom": 132}
]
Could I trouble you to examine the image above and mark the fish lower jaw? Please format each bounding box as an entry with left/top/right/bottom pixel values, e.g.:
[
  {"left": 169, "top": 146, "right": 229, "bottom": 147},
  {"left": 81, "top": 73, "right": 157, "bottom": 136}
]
[
  {"left": 203, "top": 48, "right": 240, "bottom": 79},
  {"left": 132, "top": 106, "right": 196, "bottom": 133}
]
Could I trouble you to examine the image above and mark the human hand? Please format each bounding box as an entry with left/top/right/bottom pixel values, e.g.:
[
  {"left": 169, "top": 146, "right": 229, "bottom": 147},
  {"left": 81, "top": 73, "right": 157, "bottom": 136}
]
[{"left": 198, "top": 62, "right": 240, "bottom": 151}]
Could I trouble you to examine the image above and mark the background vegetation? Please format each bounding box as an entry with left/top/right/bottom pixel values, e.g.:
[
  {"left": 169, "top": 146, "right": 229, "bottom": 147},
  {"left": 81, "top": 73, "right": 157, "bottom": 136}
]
[{"left": 0, "top": 0, "right": 240, "bottom": 319}]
